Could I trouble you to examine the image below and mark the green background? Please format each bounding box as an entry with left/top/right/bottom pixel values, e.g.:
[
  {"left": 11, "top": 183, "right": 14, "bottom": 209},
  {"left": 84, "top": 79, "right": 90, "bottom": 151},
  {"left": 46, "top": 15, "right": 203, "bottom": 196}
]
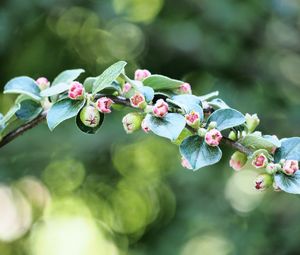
[{"left": 0, "top": 0, "right": 300, "bottom": 254}]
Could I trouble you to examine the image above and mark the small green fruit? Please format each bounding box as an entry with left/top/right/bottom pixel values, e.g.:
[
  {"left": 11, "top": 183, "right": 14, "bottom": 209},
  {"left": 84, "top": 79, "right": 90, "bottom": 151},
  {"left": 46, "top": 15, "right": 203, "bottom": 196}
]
[{"left": 79, "top": 106, "right": 101, "bottom": 128}]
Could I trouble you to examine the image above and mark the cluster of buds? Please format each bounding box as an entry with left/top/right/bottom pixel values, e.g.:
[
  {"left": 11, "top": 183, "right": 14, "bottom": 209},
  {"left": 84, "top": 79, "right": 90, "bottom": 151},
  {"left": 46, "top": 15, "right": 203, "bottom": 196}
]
[
  {"left": 68, "top": 81, "right": 85, "bottom": 100},
  {"left": 282, "top": 160, "right": 299, "bottom": 175},
  {"left": 177, "top": 82, "right": 192, "bottom": 94},
  {"left": 36, "top": 77, "right": 50, "bottom": 91},
  {"left": 134, "top": 69, "right": 151, "bottom": 81},
  {"left": 153, "top": 99, "right": 169, "bottom": 118}
]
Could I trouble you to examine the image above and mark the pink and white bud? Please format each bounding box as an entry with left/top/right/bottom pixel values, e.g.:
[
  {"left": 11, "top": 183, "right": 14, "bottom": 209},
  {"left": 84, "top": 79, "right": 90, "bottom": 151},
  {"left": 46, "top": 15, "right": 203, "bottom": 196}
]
[
  {"left": 181, "top": 157, "right": 193, "bottom": 170},
  {"left": 79, "top": 106, "right": 101, "bottom": 127},
  {"left": 252, "top": 153, "right": 268, "bottom": 169},
  {"left": 68, "top": 81, "right": 85, "bottom": 100},
  {"left": 141, "top": 119, "right": 151, "bottom": 133},
  {"left": 185, "top": 111, "right": 200, "bottom": 128},
  {"left": 282, "top": 160, "right": 299, "bottom": 175},
  {"left": 122, "top": 113, "right": 142, "bottom": 134},
  {"left": 134, "top": 69, "right": 151, "bottom": 81},
  {"left": 130, "top": 92, "right": 146, "bottom": 109},
  {"left": 254, "top": 174, "right": 273, "bottom": 191},
  {"left": 177, "top": 82, "right": 192, "bottom": 94},
  {"left": 122, "top": 82, "right": 132, "bottom": 94},
  {"left": 153, "top": 99, "right": 169, "bottom": 118},
  {"left": 96, "top": 97, "right": 114, "bottom": 113},
  {"left": 36, "top": 77, "right": 50, "bottom": 90},
  {"left": 204, "top": 129, "right": 222, "bottom": 147},
  {"left": 229, "top": 151, "right": 247, "bottom": 171}
]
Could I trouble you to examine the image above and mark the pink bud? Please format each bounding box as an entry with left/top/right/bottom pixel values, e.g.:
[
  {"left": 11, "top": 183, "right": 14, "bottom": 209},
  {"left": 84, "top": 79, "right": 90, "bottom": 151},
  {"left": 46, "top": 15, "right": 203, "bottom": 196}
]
[
  {"left": 185, "top": 111, "right": 200, "bottom": 128},
  {"left": 68, "top": 81, "right": 84, "bottom": 100},
  {"left": 123, "top": 82, "right": 132, "bottom": 94},
  {"left": 181, "top": 157, "right": 193, "bottom": 170},
  {"left": 36, "top": 77, "right": 50, "bottom": 90},
  {"left": 153, "top": 99, "right": 169, "bottom": 118},
  {"left": 134, "top": 69, "right": 151, "bottom": 81},
  {"left": 252, "top": 153, "right": 268, "bottom": 169},
  {"left": 229, "top": 151, "right": 247, "bottom": 171},
  {"left": 130, "top": 92, "right": 146, "bottom": 109},
  {"left": 96, "top": 97, "right": 114, "bottom": 113},
  {"left": 282, "top": 160, "right": 299, "bottom": 175},
  {"left": 141, "top": 119, "right": 151, "bottom": 133},
  {"left": 204, "top": 129, "right": 222, "bottom": 147},
  {"left": 178, "top": 82, "right": 192, "bottom": 94},
  {"left": 254, "top": 174, "right": 273, "bottom": 191}
]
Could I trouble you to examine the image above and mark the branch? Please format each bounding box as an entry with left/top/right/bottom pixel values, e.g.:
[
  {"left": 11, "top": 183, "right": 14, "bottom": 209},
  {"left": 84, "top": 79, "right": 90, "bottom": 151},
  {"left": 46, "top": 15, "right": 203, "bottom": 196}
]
[{"left": 0, "top": 94, "right": 253, "bottom": 157}]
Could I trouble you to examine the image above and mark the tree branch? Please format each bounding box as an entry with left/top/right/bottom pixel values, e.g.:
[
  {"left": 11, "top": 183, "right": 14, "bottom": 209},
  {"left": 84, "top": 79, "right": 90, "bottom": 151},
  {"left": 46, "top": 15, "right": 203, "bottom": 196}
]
[{"left": 0, "top": 95, "right": 253, "bottom": 156}]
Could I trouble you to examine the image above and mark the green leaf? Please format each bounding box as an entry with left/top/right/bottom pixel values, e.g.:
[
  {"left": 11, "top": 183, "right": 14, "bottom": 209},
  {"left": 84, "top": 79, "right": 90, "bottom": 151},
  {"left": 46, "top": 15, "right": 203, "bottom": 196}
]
[
  {"left": 198, "top": 91, "right": 219, "bottom": 101},
  {"left": 207, "top": 108, "right": 245, "bottom": 131},
  {"left": 208, "top": 98, "right": 230, "bottom": 109},
  {"left": 171, "top": 95, "right": 203, "bottom": 119},
  {"left": 0, "top": 113, "right": 4, "bottom": 131},
  {"left": 144, "top": 113, "right": 186, "bottom": 141},
  {"left": 52, "top": 69, "right": 85, "bottom": 86},
  {"left": 92, "top": 61, "right": 127, "bottom": 95},
  {"left": 83, "top": 77, "right": 96, "bottom": 93},
  {"left": 76, "top": 110, "right": 104, "bottom": 134},
  {"left": 4, "top": 76, "right": 41, "bottom": 100},
  {"left": 0, "top": 104, "right": 21, "bottom": 128},
  {"left": 40, "top": 83, "right": 70, "bottom": 97},
  {"left": 239, "top": 134, "right": 280, "bottom": 153},
  {"left": 274, "top": 137, "right": 300, "bottom": 162},
  {"left": 15, "top": 100, "right": 43, "bottom": 121},
  {"left": 143, "top": 75, "right": 183, "bottom": 90},
  {"left": 138, "top": 86, "right": 154, "bottom": 103},
  {"left": 179, "top": 135, "right": 222, "bottom": 170},
  {"left": 47, "top": 98, "right": 85, "bottom": 131},
  {"left": 274, "top": 172, "right": 300, "bottom": 194}
]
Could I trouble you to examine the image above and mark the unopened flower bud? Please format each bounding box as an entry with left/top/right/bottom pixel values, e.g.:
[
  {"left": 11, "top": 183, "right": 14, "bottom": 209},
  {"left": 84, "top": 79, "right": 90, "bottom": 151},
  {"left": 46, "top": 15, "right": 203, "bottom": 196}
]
[
  {"left": 282, "top": 160, "right": 299, "bottom": 175},
  {"left": 153, "top": 99, "right": 169, "bottom": 118},
  {"left": 245, "top": 113, "right": 260, "bottom": 133},
  {"left": 181, "top": 157, "right": 193, "bottom": 170},
  {"left": 228, "top": 131, "right": 237, "bottom": 141},
  {"left": 229, "top": 151, "right": 247, "bottom": 171},
  {"left": 177, "top": 82, "right": 192, "bottom": 94},
  {"left": 141, "top": 118, "right": 151, "bottom": 133},
  {"left": 130, "top": 92, "right": 147, "bottom": 109},
  {"left": 252, "top": 153, "right": 268, "bottom": 169},
  {"left": 197, "top": 128, "right": 207, "bottom": 137},
  {"left": 266, "top": 163, "right": 281, "bottom": 174},
  {"left": 208, "top": 121, "right": 217, "bottom": 130},
  {"left": 134, "top": 69, "right": 151, "bottom": 81},
  {"left": 36, "top": 77, "right": 50, "bottom": 90},
  {"left": 80, "top": 106, "right": 101, "bottom": 127},
  {"left": 204, "top": 129, "right": 222, "bottom": 147},
  {"left": 96, "top": 97, "right": 114, "bottom": 113},
  {"left": 68, "top": 81, "right": 85, "bottom": 100},
  {"left": 185, "top": 111, "right": 200, "bottom": 128},
  {"left": 254, "top": 174, "right": 273, "bottom": 191},
  {"left": 122, "top": 82, "right": 132, "bottom": 94},
  {"left": 122, "top": 113, "right": 142, "bottom": 134}
]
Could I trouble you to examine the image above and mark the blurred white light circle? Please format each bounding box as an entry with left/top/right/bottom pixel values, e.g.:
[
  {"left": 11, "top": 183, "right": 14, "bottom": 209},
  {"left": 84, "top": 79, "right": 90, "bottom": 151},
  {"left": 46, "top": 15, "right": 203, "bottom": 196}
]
[
  {"left": 225, "top": 170, "right": 265, "bottom": 213},
  {"left": 0, "top": 185, "right": 32, "bottom": 242}
]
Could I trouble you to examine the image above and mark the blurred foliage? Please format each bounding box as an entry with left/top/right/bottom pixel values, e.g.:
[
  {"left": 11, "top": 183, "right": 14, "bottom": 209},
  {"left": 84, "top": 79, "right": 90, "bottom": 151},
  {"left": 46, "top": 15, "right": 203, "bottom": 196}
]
[{"left": 0, "top": 0, "right": 300, "bottom": 254}]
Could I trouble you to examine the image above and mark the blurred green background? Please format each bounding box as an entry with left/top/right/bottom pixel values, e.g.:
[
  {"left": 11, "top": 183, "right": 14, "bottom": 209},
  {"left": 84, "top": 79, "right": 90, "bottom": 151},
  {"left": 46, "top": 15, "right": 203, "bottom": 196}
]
[{"left": 1, "top": 0, "right": 300, "bottom": 254}]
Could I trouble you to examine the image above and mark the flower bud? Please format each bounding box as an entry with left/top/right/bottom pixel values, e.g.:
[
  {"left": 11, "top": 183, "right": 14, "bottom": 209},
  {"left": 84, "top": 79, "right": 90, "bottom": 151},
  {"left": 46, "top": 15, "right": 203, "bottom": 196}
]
[
  {"left": 197, "top": 128, "right": 207, "bottom": 137},
  {"left": 141, "top": 118, "right": 151, "bottom": 133},
  {"left": 80, "top": 106, "right": 101, "bottom": 127},
  {"left": 153, "top": 99, "right": 169, "bottom": 118},
  {"left": 228, "top": 131, "right": 237, "bottom": 141},
  {"left": 122, "top": 82, "right": 132, "bottom": 94},
  {"left": 122, "top": 113, "right": 143, "bottom": 134},
  {"left": 130, "top": 92, "right": 147, "bottom": 109},
  {"left": 185, "top": 111, "right": 200, "bottom": 128},
  {"left": 36, "top": 77, "right": 50, "bottom": 90},
  {"left": 68, "top": 81, "right": 85, "bottom": 100},
  {"left": 252, "top": 153, "right": 268, "bottom": 169},
  {"left": 254, "top": 174, "right": 273, "bottom": 191},
  {"left": 245, "top": 113, "right": 260, "bottom": 133},
  {"left": 134, "top": 69, "right": 151, "bottom": 81},
  {"left": 265, "top": 163, "right": 281, "bottom": 174},
  {"left": 96, "top": 97, "right": 114, "bottom": 113},
  {"left": 204, "top": 128, "right": 222, "bottom": 147},
  {"left": 181, "top": 157, "right": 193, "bottom": 170},
  {"left": 229, "top": 151, "right": 247, "bottom": 171},
  {"left": 177, "top": 82, "right": 192, "bottom": 94},
  {"left": 208, "top": 121, "right": 217, "bottom": 130},
  {"left": 282, "top": 160, "right": 299, "bottom": 175}
]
